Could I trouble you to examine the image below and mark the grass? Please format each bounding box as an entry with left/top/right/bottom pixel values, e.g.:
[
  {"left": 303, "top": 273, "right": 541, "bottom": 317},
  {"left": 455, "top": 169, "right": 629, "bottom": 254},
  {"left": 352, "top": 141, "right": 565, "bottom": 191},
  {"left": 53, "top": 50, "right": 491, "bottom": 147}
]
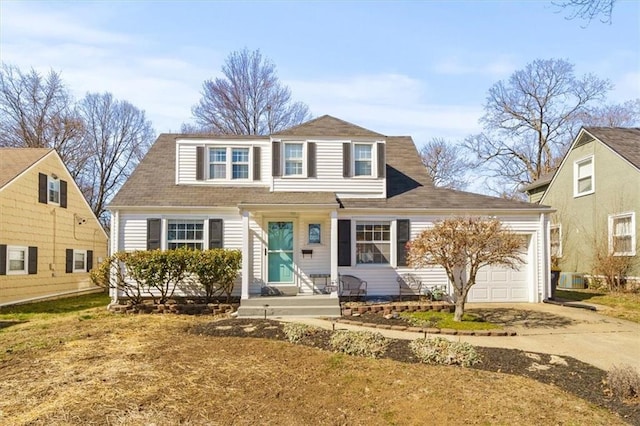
[
  {"left": 0, "top": 292, "right": 110, "bottom": 319},
  {"left": 0, "top": 294, "right": 624, "bottom": 425},
  {"left": 400, "top": 310, "right": 501, "bottom": 330},
  {"left": 556, "top": 289, "right": 640, "bottom": 323}
]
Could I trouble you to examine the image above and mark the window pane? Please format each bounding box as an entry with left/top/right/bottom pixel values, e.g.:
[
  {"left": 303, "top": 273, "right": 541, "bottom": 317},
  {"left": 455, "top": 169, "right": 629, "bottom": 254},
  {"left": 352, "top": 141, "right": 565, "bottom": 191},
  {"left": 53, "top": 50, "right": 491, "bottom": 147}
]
[
  {"left": 285, "top": 144, "right": 303, "bottom": 159},
  {"left": 167, "top": 220, "right": 204, "bottom": 250},
  {"left": 232, "top": 148, "right": 249, "bottom": 162},
  {"left": 577, "top": 159, "right": 592, "bottom": 178},
  {"left": 577, "top": 177, "right": 592, "bottom": 193},
  {"left": 8, "top": 249, "right": 25, "bottom": 271},
  {"left": 74, "top": 252, "right": 85, "bottom": 270},
  {"left": 49, "top": 179, "right": 60, "bottom": 203},
  {"left": 210, "top": 148, "right": 226, "bottom": 162},
  {"left": 285, "top": 161, "right": 303, "bottom": 175},
  {"left": 354, "top": 145, "right": 372, "bottom": 160},
  {"left": 210, "top": 164, "right": 226, "bottom": 179},
  {"left": 355, "top": 160, "right": 372, "bottom": 176},
  {"left": 232, "top": 164, "right": 249, "bottom": 179}
]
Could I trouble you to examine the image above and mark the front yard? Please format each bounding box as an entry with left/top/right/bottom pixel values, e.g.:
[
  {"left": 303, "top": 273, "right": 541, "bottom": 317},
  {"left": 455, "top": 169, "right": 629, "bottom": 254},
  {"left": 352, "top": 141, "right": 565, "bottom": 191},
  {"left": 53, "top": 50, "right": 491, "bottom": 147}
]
[
  {"left": 556, "top": 289, "right": 640, "bottom": 323},
  {"left": 0, "top": 294, "right": 637, "bottom": 425}
]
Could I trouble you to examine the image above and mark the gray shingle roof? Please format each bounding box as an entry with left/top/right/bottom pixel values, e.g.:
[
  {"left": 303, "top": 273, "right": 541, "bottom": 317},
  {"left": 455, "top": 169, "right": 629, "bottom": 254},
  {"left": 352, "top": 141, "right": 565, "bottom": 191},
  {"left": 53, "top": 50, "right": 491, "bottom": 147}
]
[
  {"left": 110, "top": 117, "right": 546, "bottom": 211},
  {"left": 0, "top": 148, "right": 52, "bottom": 189},
  {"left": 584, "top": 127, "right": 640, "bottom": 170}
]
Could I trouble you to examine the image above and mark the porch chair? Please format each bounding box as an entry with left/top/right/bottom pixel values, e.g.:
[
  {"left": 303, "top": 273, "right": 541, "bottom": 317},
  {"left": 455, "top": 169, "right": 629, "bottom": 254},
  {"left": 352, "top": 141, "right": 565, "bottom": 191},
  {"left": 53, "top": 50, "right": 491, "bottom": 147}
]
[
  {"left": 339, "top": 274, "right": 367, "bottom": 301},
  {"left": 397, "top": 273, "right": 423, "bottom": 301}
]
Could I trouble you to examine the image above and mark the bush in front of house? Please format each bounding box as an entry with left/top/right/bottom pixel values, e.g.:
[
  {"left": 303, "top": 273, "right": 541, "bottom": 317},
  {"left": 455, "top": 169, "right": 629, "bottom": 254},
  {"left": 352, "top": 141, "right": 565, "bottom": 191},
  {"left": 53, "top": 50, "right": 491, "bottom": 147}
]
[
  {"left": 607, "top": 364, "right": 640, "bottom": 400},
  {"left": 283, "top": 323, "right": 321, "bottom": 343},
  {"left": 188, "top": 249, "right": 241, "bottom": 303},
  {"left": 329, "top": 330, "right": 390, "bottom": 358},
  {"left": 409, "top": 337, "right": 480, "bottom": 367}
]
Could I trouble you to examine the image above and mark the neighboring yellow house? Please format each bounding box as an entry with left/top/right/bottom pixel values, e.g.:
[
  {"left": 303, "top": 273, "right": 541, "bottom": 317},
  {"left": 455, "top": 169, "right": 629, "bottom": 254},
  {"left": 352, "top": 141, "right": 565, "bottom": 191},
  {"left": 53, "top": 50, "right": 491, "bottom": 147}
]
[
  {"left": 0, "top": 148, "right": 108, "bottom": 306},
  {"left": 524, "top": 127, "right": 640, "bottom": 281}
]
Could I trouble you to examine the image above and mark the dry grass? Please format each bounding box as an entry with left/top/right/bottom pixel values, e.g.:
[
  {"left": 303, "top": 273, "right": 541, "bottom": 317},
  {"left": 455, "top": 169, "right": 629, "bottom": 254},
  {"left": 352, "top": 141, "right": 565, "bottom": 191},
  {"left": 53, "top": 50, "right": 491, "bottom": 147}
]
[
  {"left": 0, "top": 304, "right": 627, "bottom": 425},
  {"left": 556, "top": 289, "right": 640, "bottom": 323}
]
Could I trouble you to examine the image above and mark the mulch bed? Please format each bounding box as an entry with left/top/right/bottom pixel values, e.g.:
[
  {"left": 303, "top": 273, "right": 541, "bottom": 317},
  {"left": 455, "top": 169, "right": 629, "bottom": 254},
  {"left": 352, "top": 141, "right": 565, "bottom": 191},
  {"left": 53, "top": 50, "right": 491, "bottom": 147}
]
[{"left": 191, "top": 318, "right": 639, "bottom": 425}]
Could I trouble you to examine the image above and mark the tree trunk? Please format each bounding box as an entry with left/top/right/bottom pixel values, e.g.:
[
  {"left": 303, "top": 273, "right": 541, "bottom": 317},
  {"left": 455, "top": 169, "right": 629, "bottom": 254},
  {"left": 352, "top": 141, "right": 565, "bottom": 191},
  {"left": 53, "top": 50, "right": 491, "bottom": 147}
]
[{"left": 454, "top": 296, "right": 466, "bottom": 322}]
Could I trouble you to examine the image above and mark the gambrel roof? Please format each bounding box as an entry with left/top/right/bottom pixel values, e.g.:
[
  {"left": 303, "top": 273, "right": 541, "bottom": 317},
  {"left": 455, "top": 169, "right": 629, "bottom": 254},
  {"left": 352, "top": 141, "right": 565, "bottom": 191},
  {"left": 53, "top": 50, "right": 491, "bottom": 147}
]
[{"left": 0, "top": 148, "right": 52, "bottom": 189}]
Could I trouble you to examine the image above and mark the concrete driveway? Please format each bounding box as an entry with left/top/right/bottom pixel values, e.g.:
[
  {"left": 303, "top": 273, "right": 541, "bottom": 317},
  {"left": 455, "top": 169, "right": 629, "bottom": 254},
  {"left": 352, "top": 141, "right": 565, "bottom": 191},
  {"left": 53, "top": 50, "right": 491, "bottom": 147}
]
[{"left": 288, "top": 302, "right": 640, "bottom": 371}]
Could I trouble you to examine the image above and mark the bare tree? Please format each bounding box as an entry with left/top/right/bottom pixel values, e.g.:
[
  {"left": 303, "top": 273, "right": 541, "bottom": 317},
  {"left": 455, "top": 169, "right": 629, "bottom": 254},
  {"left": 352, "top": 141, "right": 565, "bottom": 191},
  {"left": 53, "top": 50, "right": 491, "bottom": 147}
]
[
  {"left": 554, "top": 0, "right": 616, "bottom": 24},
  {"left": 77, "top": 92, "right": 155, "bottom": 224},
  {"left": 464, "top": 58, "right": 613, "bottom": 195},
  {"left": 190, "top": 48, "right": 311, "bottom": 135},
  {"left": 407, "top": 217, "right": 525, "bottom": 321},
  {"left": 580, "top": 99, "right": 640, "bottom": 127},
  {"left": 0, "top": 63, "right": 86, "bottom": 177},
  {"left": 419, "top": 138, "right": 471, "bottom": 190}
]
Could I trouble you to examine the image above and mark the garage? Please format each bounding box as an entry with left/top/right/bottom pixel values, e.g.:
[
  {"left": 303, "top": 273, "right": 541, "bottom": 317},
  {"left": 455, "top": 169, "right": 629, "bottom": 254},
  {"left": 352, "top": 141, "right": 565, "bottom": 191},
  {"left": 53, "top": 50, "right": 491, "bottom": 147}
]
[{"left": 467, "top": 262, "right": 530, "bottom": 302}]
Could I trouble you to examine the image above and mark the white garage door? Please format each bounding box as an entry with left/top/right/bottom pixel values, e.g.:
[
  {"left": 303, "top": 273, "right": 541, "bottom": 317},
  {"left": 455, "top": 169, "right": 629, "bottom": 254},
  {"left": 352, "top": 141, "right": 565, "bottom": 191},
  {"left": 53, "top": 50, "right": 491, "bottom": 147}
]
[{"left": 468, "top": 261, "right": 530, "bottom": 303}]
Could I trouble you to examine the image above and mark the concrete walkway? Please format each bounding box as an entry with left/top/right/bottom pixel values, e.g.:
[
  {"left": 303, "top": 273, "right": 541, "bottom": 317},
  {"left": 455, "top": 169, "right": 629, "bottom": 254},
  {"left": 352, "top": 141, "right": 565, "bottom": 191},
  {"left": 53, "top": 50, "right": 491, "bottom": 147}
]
[{"left": 281, "top": 302, "right": 640, "bottom": 371}]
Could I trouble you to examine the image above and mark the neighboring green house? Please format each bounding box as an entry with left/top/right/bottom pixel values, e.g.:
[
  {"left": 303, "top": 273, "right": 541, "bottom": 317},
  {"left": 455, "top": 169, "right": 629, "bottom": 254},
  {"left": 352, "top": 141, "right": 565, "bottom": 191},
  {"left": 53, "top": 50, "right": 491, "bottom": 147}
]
[{"left": 524, "top": 127, "right": 640, "bottom": 283}]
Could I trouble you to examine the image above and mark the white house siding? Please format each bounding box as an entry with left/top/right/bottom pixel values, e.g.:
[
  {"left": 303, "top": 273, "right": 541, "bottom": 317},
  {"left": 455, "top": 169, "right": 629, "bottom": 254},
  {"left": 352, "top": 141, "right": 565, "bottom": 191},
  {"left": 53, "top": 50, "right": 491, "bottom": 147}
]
[
  {"left": 296, "top": 216, "right": 331, "bottom": 294},
  {"left": 272, "top": 140, "right": 385, "bottom": 196}
]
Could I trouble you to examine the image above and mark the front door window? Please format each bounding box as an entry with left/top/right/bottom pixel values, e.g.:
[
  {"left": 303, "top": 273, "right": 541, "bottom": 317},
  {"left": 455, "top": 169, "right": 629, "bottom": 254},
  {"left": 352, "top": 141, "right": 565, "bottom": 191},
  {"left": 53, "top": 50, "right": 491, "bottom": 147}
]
[{"left": 268, "top": 221, "right": 294, "bottom": 283}]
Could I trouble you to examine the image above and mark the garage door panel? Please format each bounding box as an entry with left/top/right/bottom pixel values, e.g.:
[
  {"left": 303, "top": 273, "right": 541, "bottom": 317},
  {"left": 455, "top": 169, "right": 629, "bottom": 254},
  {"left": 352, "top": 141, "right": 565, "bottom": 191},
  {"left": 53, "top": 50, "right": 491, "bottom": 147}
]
[
  {"left": 469, "top": 262, "right": 530, "bottom": 303},
  {"left": 491, "top": 270, "right": 507, "bottom": 281}
]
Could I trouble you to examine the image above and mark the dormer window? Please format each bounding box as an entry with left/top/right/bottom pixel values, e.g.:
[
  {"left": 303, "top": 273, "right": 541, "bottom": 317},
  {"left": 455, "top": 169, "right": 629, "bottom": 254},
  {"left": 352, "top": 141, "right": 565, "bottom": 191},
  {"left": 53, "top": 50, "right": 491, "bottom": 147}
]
[
  {"left": 284, "top": 143, "right": 304, "bottom": 176},
  {"left": 574, "top": 156, "right": 594, "bottom": 197},
  {"left": 206, "top": 147, "right": 251, "bottom": 180},
  {"left": 354, "top": 144, "right": 373, "bottom": 176},
  {"left": 209, "top": 148, "right": 227, "bottom": 179},
  {"left": 48, "top": 176, "right": 60, "bottom": 204},
  {"left": 231, "top": 148, "right": 249, "bottom": 179}
]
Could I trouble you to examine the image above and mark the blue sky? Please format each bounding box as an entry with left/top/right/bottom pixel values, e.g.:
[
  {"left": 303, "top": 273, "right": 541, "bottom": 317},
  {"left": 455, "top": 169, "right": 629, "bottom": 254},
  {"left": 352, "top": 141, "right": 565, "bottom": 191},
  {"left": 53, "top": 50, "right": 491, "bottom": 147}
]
[{"left": 1, "top": 0, "right": 639, "bottom": 146}]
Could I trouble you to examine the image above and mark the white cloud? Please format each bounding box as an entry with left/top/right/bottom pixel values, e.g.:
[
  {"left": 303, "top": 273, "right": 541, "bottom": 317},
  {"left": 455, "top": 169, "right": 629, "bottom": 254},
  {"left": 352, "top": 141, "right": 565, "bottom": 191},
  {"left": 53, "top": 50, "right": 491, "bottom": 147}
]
[{"left": 432, "top": 55, "right": 517, "bottom": 78}]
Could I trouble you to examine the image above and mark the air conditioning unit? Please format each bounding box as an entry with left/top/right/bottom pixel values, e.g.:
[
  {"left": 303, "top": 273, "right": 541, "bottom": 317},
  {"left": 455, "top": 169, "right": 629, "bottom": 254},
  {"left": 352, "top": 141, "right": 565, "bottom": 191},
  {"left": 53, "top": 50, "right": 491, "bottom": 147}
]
[{"left": 558, "top": 272, "right": 585, "bottom": 289}]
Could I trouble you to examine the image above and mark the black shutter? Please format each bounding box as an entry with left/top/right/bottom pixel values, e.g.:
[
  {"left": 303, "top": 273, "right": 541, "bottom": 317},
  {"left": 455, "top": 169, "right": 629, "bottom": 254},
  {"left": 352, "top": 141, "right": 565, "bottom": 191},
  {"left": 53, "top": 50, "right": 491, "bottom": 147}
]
[
  {"left": 209, "top": 219, "right": 223, "bottom": 248},
  {"left": 86, "top": 250, "right": 93, "bottom": 272},
  {"left": 307, "top": 142, "right": 317, "bottom": 178},
  {"left": 338, "top": 220, "right": 351, "bottom": 266},
  {"left": 66, "top": 249, "right": 73, "bottom": 273},
  {"left": 60, "top": 180, "right": 68, "bottom": 208},
  {"left": 272, "top": 141, "right": 281, "bottom": 177},
  {"left": 342, "top": 143, "right": 351, "bottom": 177},
  {"left": 38, "top": 173, "right": 48, "bottom": 204},
  {"left": 397, "top": 219, "right": 410, "bottom": 267},
  {"left": 377, "top": 142, "right": 386, "bottom": 178},
  {"left": 253, "top": 146, "right": 261, "bottom": 181},
  {"left": 28, "top": 246, "right": 38, "bottom": 274},
  {"left": 147, "top": 219, "right": 161, "bottom": 250},
  {"left": 196, "top": 146, "right": 205, "bottom": 180},
  {"left": 0, "top": 245, "right": 6, "bottom": 275}
]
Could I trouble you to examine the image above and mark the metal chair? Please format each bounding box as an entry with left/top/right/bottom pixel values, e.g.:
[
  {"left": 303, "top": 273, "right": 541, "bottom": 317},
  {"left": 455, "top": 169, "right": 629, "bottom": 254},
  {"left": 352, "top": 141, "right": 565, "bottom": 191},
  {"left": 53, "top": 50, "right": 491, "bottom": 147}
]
[{"left": 339, "top": 274, "right": 367, "bottom": 301}]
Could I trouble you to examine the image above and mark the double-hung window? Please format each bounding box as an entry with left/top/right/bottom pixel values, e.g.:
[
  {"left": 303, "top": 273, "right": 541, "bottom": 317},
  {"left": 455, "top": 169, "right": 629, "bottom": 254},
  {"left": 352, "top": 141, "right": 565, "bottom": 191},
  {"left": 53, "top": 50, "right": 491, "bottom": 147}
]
[
  {"left": 232, "top": 148, "right": 249, "bottom": 179},
  {"left": 209, "top": 148, "right": 227, "bottom": 179},
  {"left": 284, "top": 143, "right": 304, "bottom": 176},
  {"left": 7, "top": 246, "right": 28, "bottom": 274},
  {"left": 167, "top": 220, "right": 204, "bottom": 250},
  {"left": 356, "top": 221, "right": 390, "bottom": 264},
  {"left": 354, "top": 144, "right": 373, "bottom": 177},
  {"left": 49, "top": 177, "right": 60, "bottom": 204},
  {"left": 609, "top": 213, "right": 636, "bottom": 256},
  {"left": 574, "top": 156, "right": 594, "bottom": 197},
  {"left": 550, "top": 224, "right": 562, "bottom": 258},
  {"left": 73, "top": 250, "right": 87, "bottom": 272}
]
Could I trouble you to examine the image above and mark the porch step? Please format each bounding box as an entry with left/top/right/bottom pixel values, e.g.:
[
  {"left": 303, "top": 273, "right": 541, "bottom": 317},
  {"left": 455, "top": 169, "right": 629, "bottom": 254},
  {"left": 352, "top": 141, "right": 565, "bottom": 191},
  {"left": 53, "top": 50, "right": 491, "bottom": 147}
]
[{"left": 237, "top": 295, "right": 341, "bottom": 318}]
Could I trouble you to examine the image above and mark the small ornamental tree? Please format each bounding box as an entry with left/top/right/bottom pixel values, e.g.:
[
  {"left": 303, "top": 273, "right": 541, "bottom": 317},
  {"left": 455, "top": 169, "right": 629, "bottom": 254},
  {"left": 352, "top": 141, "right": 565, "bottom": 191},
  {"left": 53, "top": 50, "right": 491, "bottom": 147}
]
[
  {"left": 407, "top": 217, "right": 525, "bottom": 321},
  {"left": 188, "top": 249, "right": 242, "bottom": 303}
]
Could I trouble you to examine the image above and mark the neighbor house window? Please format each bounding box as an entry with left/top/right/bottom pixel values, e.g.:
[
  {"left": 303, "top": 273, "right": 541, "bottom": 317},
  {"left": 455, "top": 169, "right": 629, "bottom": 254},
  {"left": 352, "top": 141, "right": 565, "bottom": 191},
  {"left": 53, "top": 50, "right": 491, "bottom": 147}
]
[
  {"left": 609, "top": 213, "right": 636, "bottom": 256},
  {"left": 167, "top": 220, "right": 204, "bottom": 250},
  {"left": 7, "top": 246, "right": 28, "bottom": 274},
  {"left": 232, "top": 148, "right": 249, "bottom": 179},
  {"left": 48, "top": 176, "right": 60, "bottom": 204},
  {"left": 550, "top": 224, "right": 562, "bottom": 258},
  {"left": 574, "top": 156, "right": 594, "bottom": 197},
  {"left": 73, "top": 250, "right": 87, "bottom": 273},
  {"left": 209, "top": 148, "right": 227, "bottom": 179},
  {"left": 356, "top": 221, "right": 390, "bottom": 264},
  {"left": 354, "top": 144, "right": 373, "bottom": 176},
  {"left": 284, "top": 143, "right": 304, "bottom": 176}
]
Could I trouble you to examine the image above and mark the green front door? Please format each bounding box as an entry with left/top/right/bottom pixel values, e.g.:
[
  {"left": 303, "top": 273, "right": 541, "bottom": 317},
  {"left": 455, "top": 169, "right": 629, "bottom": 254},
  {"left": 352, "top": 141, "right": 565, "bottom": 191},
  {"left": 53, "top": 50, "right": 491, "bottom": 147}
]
[{"left": 268, "top": 221, "right": 294, "bottom": 283}]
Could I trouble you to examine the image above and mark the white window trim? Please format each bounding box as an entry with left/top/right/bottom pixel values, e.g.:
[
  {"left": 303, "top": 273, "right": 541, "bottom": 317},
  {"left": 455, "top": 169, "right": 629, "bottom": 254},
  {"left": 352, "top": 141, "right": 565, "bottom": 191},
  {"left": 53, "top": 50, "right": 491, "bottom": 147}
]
[
  {"left": 207, "top": 146, "right": 252, "bottom": 181},
  {"left": 283, "top": 142, "right": 306, "bottom": 177},
  {"left": 550, "top": 224, "right": 563, "bottom": 258},
  {"left": 573, "top": 155, "right": 594, "bottom": 197},
  {"left": 72, "top": 249, "right": 87, "bottom": 273},
  {"left": 167, "top": 219, "right": 205, "bottom": 250},
  {"left": 48, "top": 176, "right": 61, "bottom": 205},
  {"left": 352, "top": 142, "right": 376, "bottom": 178},
  {"left": 354, "top": 220, "right": 392, "bottom": 266},
  {"left": 608, "top": 212, "right": 636, "bottom": 256},
  {"left": 7, "top": 245, "right": 28, "bottom": 275}
]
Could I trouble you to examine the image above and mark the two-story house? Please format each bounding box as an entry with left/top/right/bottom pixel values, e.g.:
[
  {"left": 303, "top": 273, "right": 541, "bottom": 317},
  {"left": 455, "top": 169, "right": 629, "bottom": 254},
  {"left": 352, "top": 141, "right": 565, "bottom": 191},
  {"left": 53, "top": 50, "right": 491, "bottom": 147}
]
[
  {"left": 109, "top": 115, "right": 552, "bottom": 313},
  {"left": 524, "top": 127, "right": 640, "bottom": 283},
  {"left": 0, "top": 148, "right": 108, "bottom": 306}
]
